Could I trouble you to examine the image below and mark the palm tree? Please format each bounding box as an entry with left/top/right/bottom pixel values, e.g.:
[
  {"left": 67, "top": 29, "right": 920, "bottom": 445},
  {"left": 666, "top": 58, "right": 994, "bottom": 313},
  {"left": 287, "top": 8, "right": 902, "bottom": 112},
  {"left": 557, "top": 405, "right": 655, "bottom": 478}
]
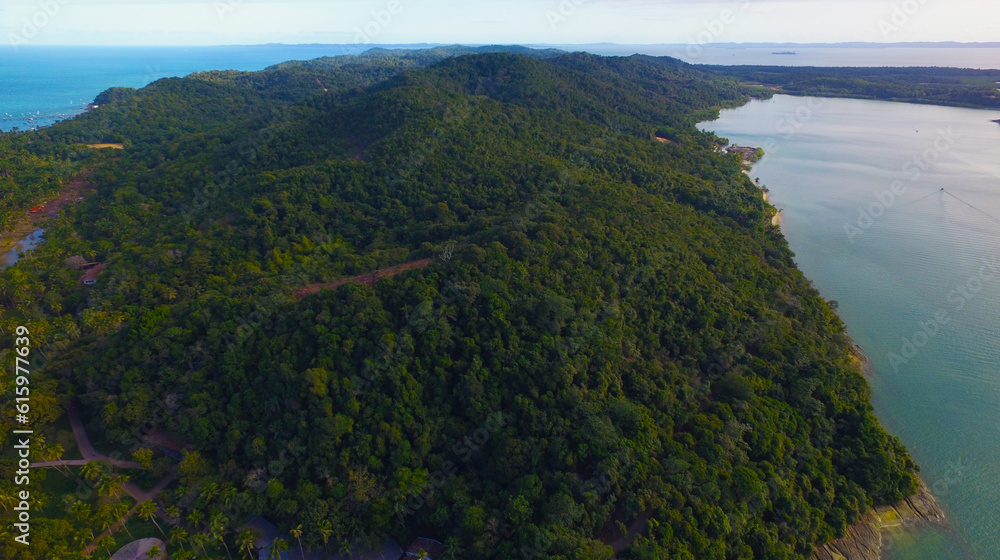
[
  {"left": 98, "top": 473, "right": 130, "bottom": 499},
  {"left": 199, "top": 482, "right": 220, "bottom": 506},
  {"left": 268, "top": 537, "right": 289, "bottom": 560},
  {"left": 111, "top": 500, "right": 134, "bottom": 538},
  {"left": 137, "top": 499, "right": 166, "bottom": 537},
  {"left": 188, "top": 509, "right": 204, "bottom": 530},
  {"left": 221, "top": 486, "right": 239, "bottom": 511},
  {"left": 80, "top": 460, "right": 107, "bottom": 483},
  {"left": 237, "top": 529, "right": 257, "bottom": 560},
  {"left": 165, "top": 505, "right": 182, "bottom": 525},
  {"left": 170, "top": 526, "right": 189, "bottom": 551},
  {"left": 210, "top": 513, "right": 234, "bottom": 560},
  {"left": 190, "top": 531, "right": 210, "bottom": 556},
  {"left": 95, "top": 534, "right": 117, "bottom": 557},
  {"left": 316, "top": 519, "right": 333, "bottom": 546},
  {"left": 145, "top": 545, "right": 162, "bottom": 559},
  {"left": 290, "top": 524, "right": 304, "bottom": 559}
]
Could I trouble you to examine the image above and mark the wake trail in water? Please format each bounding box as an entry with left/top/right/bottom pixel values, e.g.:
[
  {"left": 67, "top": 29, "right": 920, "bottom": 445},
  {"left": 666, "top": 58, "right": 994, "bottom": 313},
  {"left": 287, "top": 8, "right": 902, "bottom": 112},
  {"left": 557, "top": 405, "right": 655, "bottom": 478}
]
[{"left": 940, "top": 189, "right": 1000, "bottom": 224}]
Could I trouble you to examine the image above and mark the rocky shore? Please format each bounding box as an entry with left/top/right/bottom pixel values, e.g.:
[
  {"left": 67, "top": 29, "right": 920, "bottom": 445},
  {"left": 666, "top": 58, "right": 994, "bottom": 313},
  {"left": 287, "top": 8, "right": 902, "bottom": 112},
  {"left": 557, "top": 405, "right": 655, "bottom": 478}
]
[{"left": 813, "top": 482, "right": 946, "bottom": 560}]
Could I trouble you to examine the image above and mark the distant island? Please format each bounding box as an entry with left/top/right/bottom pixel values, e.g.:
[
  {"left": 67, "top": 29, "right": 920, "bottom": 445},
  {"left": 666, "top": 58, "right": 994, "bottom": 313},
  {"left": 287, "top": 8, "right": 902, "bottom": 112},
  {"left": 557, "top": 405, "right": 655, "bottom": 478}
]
[{"left": 772, "top": 51, "right": 798, "bottom": 55}]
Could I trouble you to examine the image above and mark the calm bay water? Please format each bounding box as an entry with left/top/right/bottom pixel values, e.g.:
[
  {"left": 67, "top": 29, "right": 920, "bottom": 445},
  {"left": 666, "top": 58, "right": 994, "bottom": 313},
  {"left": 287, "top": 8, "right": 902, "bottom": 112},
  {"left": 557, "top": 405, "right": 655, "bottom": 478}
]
[{"left": 702, "top": 95, "right": 1000, "bottom": 560}]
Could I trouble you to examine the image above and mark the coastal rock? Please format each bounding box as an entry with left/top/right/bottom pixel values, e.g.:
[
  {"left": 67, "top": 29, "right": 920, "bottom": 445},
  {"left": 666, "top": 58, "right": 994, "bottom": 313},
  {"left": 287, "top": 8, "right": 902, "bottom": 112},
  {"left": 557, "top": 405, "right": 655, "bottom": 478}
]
[{"left": 812, "top": 482, "right": 945, "bottom": 560}]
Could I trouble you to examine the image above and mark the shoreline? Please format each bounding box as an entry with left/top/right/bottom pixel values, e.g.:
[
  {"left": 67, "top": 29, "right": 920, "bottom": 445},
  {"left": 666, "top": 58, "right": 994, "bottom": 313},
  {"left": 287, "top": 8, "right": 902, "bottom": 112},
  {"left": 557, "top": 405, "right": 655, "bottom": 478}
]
[
  {"left": 811, "top": 343, "right": 946, "bottom": 560},
  {"left": 731, "top": 140, "right": 945, "bottom": 560},
  {"left": 814, "top": 481, "right": 947, "bottom": 560}
]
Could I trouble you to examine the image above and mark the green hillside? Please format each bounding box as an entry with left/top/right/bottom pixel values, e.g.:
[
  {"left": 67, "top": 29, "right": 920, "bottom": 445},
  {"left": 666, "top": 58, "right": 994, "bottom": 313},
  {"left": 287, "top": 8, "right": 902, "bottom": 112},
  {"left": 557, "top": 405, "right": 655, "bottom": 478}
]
[{"left": 0, "top": 49, "right": 917, "bottom": 559}]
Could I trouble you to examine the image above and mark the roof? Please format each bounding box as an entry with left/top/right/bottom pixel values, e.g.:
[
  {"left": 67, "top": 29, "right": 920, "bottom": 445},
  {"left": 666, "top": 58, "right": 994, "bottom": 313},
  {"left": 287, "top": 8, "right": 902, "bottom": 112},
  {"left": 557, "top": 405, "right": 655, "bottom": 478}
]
[
  {"left": 110, "top": 538, "right": 167, "bottom": 560},
  {"left": 80, "top": 263, "right": 104, "bottom": 283},
  {"left": 405, "top": 538, "right": 445, "bottom": 560}
]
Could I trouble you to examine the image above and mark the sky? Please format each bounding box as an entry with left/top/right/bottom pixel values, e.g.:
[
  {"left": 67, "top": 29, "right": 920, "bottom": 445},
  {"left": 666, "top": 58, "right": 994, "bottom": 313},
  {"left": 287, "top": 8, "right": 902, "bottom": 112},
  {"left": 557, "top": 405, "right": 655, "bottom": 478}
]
[{"left": 1, "top": 0, "right": 998, "bottom": 47}]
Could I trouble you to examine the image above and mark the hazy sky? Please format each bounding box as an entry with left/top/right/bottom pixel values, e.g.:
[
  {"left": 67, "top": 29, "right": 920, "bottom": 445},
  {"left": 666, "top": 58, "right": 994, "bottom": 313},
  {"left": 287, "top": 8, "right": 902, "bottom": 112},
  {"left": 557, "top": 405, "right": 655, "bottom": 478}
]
[{"left": 1, "top": 0, "right": 998, "bottom": 46}]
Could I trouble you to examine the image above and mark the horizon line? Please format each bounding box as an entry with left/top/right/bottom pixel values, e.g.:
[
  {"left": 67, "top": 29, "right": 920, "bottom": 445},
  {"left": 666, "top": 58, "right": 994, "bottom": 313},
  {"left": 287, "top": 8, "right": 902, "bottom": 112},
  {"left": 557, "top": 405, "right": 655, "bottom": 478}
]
[{"left": 12, "top": 41, "right": 1000, "bottom": 48}]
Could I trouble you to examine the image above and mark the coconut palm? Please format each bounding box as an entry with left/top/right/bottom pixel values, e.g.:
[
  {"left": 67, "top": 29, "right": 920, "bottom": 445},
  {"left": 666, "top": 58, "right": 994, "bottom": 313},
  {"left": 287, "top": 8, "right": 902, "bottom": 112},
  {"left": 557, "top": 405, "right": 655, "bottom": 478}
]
[
  {"left": 209, "top": 513, "right": 234, "bottom": 560},
  {"left": 237, "top": 529, "right": 256, "bottom": 560},
  {"left": 80, "top": 460, "right": 107, "bottom": 483},
  {"left": 190, "top": 531, "right": 210, "bottom": 556},
  {"left": 188, "top": 509, "right": 204, "bottom": 530},
  {"left": 111, "top": 500, "right": 134, "bottom": 538},
  {"left": 98, "top": 473, "right": 130, "bottom": 499},
  {"left": 268, "top": 537, "right": 289, "bottom": 560},
  {"left": 95, "top": 534, "right": 117, "bottom": 557},
  {"left": 290, "top": 524, "right": 304, "bottom": 559},
  {"left": 316, "top": 519, "right": 333, "bottom": 546},
  {"left": 165, "top": 504, "right": 182, "bottom": 525},
  {"left": 137, "top": 499, "right": 166, "bottom": 537},
  {"left": 170, "top": 526, "right": 189, "bottom": 551}
]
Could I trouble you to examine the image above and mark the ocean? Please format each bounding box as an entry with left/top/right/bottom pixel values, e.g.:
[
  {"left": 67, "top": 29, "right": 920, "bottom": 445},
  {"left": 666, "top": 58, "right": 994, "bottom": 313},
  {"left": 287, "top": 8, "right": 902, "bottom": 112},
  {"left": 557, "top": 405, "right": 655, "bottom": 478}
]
[
  {"left": 0, "top": 44, "right": 386, "bottom": 132},
  {"left": 702, "top": 95, "right": 1000, "bottom": 560}
]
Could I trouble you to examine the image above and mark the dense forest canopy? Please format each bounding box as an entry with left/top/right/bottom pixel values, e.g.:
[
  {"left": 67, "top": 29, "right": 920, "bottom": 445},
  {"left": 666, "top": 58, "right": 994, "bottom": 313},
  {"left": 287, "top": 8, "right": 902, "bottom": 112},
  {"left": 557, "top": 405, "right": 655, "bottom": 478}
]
[{"left": 1, "top": 48, "right": 919, "bottom": 559}]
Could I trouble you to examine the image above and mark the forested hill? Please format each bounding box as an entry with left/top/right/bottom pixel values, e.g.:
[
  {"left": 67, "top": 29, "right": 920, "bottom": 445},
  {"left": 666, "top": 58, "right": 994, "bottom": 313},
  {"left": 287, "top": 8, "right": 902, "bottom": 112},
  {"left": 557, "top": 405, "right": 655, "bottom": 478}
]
[{"left": 1, "top": 49, "right": 918, "bottom": 559}]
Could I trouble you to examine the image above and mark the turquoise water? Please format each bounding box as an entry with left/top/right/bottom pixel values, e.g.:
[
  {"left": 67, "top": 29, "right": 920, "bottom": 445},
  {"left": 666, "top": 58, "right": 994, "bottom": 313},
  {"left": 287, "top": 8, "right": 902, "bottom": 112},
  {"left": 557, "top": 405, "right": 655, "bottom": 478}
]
[
  {"left": 0, "top": 45, "right": 382, "bottom": 132},
  {"left": 702, "top": 95, "right": 1000, "bottom": 560}
]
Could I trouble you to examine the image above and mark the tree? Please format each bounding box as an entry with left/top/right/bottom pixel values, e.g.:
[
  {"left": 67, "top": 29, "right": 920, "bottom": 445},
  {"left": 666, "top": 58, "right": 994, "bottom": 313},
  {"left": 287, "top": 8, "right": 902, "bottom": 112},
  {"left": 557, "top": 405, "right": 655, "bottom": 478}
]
[
  {"left": 111, "top": 500, "right": 134, "bottom": 539},
  {"left": 238, "top": 529, "right": 257, "bottom": 560},
  {"left": 210, "top": 513, "right": 234, "bottom": 560},
  {"left": 132, "top": 448, "right": 155, "bottom": 469},
  {"left": 98, "top": 473, "right": 130, "bottom": 499},
  {"left": 171, "top": 526, "right": 189, "bottom": 551},
  {"left": 268, "top": 537, "right": 289, "bottom": 560},
  {"left": 80, "top": 460, "right": 108, "bottom": 483},
  {"left": 290, "top": 524, "right": 305, "bottom": 559},
  {"left": 95, "top": 534, "right": 118, "bottom": 557},
  {"left": 316, "top": 519, "right": 333, "bottom": 546},
  {"left": 190, "top": 531, "right": 210, "bottom": 556},
  {"left": 137, "top": 499, "right": 166, "bottom": 537}
]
